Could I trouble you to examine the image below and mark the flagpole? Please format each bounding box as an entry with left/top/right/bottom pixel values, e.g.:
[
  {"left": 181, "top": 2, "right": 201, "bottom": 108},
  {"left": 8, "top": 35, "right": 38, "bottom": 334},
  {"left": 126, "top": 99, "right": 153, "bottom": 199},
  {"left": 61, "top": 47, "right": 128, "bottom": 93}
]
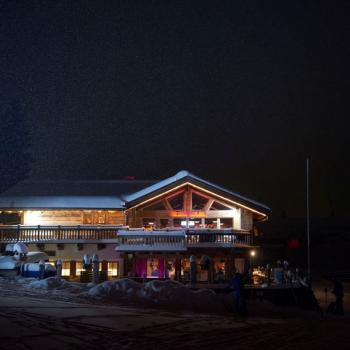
[{"left": 306, "top": 158, "right": 311, "bottom": 282}]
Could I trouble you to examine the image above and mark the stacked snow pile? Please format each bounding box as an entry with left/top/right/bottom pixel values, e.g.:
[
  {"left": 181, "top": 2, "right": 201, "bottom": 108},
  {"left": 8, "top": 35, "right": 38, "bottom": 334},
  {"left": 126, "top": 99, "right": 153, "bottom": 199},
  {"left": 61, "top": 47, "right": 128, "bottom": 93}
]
[
  {"left": 88, "top": 278, "right": 143, "bottom": 302},
  {"left": 88, "top": 278, "right": 225, "bottom": 313},
  {"left": 27, "top": 277, "right": 71, "bottom": 290}
]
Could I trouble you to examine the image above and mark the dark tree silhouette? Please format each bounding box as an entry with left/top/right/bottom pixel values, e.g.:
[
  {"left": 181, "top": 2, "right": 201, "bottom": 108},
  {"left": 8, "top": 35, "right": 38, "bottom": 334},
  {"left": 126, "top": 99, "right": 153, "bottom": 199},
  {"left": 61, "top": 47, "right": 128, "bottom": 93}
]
[{"left": 0, "top": 101, "right": 32, "bottom": 193}]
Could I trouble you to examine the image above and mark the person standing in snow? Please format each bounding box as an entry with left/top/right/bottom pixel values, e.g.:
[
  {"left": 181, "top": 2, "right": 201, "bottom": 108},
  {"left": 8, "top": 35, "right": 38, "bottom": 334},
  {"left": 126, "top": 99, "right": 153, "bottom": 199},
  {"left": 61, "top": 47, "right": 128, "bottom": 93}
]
[
  {"left": 38, "top": 260, "right": 45, "bottom": 280},
  {"left": 228, "top": 270, "right": 246, "bottom": 314},
  {"left": 331, "top": 277, "right": 344, "bottom": 315}
]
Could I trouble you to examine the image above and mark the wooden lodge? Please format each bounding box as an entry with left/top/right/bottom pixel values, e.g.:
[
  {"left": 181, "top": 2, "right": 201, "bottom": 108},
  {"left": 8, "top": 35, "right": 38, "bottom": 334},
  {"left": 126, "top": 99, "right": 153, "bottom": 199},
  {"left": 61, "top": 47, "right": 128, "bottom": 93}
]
[{"left": 0, "top": 171, "right": 270, "bottom": 282}]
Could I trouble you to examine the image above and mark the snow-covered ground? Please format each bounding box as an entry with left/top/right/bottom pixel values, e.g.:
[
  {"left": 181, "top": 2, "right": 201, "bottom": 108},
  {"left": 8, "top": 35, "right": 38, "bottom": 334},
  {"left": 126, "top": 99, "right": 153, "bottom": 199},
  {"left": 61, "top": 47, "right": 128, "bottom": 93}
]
[{"left": 0, "top": 277, "right": 349, "bottom": 349}]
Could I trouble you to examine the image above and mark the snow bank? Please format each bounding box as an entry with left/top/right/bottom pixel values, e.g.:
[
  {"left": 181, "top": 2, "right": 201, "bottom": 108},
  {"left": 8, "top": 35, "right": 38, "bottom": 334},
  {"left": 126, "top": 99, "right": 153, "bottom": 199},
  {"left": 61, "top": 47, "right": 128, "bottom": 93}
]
[
  {"left": 88, "top": 279, "right": 226, "bottom": 313},
  {"left": 27, "top": 277, "right": 71, "bottom": 290},
  {"left": 88, "top": 278, "right": 143, "bottom": 301}
]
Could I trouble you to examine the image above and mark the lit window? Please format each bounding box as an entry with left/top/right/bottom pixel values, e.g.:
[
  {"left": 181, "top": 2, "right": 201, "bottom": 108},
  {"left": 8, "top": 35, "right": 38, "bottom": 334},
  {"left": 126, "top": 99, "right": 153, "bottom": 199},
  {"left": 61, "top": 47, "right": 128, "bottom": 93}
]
[
  {"left": 61, "top": 261, "right": 70, "bottom": 276},
  {"left": 108, "top": 262, "right": 118, "bottom": 277},
  {"left": 205, "top": 218, "right": 217, "bottom": 229},
  {"left": 76, "top": 262, "right": 84, "bottom": 276},
  {"left": 142, "top": 218, "right": 156, "bottom": 230},
  {"left": 173, "top": 218, "right": 186, "bottom": 228}
]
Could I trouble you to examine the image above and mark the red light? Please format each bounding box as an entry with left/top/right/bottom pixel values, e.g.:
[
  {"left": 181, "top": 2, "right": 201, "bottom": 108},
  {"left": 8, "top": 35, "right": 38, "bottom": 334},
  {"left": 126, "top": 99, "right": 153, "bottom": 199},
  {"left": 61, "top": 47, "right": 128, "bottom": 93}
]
[{"left": 288, "top": 239, "right": 300, "bottom": 249}]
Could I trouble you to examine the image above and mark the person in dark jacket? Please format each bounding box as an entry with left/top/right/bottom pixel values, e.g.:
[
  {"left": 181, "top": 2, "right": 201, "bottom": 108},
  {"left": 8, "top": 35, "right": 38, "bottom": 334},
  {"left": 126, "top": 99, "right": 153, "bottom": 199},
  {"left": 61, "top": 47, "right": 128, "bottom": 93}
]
[
  {"left": 332, "top": 278, "right": 344, "bottom": 315},
  {"left": 228, "top": 271, "right": 246, "bottom": 314}
]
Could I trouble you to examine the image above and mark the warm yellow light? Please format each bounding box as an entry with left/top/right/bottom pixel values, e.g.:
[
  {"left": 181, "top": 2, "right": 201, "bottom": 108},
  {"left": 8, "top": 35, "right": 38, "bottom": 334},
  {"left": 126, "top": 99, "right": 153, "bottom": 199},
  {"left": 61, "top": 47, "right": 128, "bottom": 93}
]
[
  {"left": 24, "top": 211, "right": 42, "bottom": 225},
  {"left": 250, "top": 250, "right": 256, "bottom": 257},
  {"left": 127, "top": 181, "right": 268, "bottom": 218}
]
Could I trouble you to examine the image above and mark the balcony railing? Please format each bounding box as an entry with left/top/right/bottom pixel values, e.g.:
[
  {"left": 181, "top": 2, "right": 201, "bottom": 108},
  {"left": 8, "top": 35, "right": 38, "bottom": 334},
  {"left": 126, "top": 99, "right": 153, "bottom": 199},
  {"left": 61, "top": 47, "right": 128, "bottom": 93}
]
[
  {"left": 186, "top": 229, "right": 252, "bottom": 247},
  {"left": 0, "top": 226, "right": 253, "bottom": 248},
  {"left": 0, "top": 225, "right": 125, "bottom": 243},
  {"left": 116, "top": 230, "right": 187, "bottom": 252}
]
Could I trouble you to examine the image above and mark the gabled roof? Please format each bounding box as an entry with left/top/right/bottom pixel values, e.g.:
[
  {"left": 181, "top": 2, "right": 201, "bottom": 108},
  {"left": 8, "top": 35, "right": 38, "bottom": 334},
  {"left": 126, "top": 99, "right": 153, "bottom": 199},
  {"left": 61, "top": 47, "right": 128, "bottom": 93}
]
[
  {"left": 0, "top": 171, "right": 271, "bottom": 215},
  {"left": 125, "top": 170, "right": 271, "bottom": 216}
]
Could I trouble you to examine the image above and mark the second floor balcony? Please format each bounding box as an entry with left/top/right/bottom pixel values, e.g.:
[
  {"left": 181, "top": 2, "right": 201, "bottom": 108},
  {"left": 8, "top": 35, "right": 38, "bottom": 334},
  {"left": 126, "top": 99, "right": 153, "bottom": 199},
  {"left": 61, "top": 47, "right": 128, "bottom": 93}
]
[{"left": 0, "top": 225, "right": 253, "bottom": 249}]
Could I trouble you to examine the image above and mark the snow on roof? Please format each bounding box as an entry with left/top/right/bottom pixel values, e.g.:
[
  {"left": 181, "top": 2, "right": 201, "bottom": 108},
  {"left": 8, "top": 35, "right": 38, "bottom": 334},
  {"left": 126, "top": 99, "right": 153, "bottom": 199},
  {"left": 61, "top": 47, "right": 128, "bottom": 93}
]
[
  {"left": 0, "top": 179, "right": 156, "bottom": 209},
  {"left": 0, "top": 196, "right": 125, "bottom": 209},
  {"left": 0, "top": 171, "right": 270, "bottom": 213},
  {"left": 125, "top": 170, "right": 271, "bottom": 213}
]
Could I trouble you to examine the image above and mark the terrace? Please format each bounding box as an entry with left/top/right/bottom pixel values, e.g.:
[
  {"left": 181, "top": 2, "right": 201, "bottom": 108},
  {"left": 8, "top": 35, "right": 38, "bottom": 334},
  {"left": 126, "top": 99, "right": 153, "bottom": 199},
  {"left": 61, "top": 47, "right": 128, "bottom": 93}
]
[{"left": 0, "top": 225, "right": 253, "bottom": 249}]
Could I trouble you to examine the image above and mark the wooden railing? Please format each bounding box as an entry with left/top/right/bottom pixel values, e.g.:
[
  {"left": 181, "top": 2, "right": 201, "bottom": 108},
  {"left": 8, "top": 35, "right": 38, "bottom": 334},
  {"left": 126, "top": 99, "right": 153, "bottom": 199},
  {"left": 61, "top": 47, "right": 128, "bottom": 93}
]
[
  {"left": 186, "top": 229, "right": 252, "bottom": 247},
  {"left": 0, "top": 225, "right": 126, "bottom": 243},
  {"left": 0, "top": 226, "right": 253, "bottom": 247},
  {"left": 116, "top": 235, "right": 187, "bottom": 251}
]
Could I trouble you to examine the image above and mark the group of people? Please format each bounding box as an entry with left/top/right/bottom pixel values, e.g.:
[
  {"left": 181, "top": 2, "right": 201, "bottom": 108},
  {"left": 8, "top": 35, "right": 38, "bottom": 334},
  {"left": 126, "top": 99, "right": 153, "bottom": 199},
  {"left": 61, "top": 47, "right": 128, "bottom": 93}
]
[{"left": 228, "top": 262, "right": 346, "bottom": 316}]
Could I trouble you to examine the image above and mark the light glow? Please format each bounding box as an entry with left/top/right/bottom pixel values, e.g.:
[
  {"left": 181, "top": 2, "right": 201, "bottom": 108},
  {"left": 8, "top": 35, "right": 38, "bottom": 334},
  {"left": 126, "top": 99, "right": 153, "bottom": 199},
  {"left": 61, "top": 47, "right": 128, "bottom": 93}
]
[
  {"left": 24, "top": 211, "right": 42, "bottom": 225},
  {"left": 127, "top": 182, "right": 268, "bottom": 218}
]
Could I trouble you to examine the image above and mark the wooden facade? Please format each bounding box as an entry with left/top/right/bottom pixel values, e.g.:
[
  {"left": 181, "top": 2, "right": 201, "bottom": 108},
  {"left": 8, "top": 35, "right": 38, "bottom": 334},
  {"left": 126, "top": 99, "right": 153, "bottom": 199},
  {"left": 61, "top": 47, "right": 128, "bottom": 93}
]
[{"left": 0, "top": 171, "right": 270, "bottom": 282}]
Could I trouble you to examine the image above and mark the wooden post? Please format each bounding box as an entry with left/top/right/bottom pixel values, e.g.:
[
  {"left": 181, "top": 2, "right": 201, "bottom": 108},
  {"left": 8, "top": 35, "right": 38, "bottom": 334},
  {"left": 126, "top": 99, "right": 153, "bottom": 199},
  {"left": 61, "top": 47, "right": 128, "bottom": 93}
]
[
  {"left": 175, "top": 256, "right": 181, "bottom": 281},
  {"left": 92, "top": 254, "right": 99, "bottom": 284},
  {"left": 70, "top": 260, "right": 76, "bottom": 278},
  {"left": 56, "top": 259, "right": 62, "bottom": 277},
  {"left": 209, "top": 257, "right": 214, "bottom": 283},
  {"left": 39, "top": 260, "right": 45, "bottom": 280}
]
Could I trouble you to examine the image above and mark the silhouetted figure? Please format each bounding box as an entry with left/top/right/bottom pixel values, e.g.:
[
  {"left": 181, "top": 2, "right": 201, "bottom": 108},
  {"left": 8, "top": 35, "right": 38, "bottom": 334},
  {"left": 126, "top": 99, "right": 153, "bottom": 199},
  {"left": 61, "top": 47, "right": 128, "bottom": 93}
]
[
  {"left": 329, "top": 278, "right": 344, "bottom": 315},
  {"left": 229, "top": 271, "right": 246, "bottom": 314}
]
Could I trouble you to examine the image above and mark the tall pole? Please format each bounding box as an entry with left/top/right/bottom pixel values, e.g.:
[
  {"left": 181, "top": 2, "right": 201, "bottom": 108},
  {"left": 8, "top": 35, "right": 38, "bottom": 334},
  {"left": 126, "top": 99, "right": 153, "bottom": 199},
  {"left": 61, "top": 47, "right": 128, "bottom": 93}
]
[{"left": 306, "top": 158, "right": 311, "bottom": 282}]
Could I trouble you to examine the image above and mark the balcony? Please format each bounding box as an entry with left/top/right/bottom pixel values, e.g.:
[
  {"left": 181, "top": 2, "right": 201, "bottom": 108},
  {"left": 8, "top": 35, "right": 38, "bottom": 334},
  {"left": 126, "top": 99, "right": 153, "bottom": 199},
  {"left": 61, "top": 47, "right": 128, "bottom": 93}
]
[
  {"left": 0, "top": 225, "right": 125, "bottom": 243},
  {"left": 186, "top": 229, "right": 252, "bottom": 248},
  {"left": 0, "top": 226, "right": 253, "bottom": 249},
  {"left": 115, "top": 229, "right": 252, "bottom": 251},
  {"left": 116, "top": 230, "right": 187, "bottom": 252}
]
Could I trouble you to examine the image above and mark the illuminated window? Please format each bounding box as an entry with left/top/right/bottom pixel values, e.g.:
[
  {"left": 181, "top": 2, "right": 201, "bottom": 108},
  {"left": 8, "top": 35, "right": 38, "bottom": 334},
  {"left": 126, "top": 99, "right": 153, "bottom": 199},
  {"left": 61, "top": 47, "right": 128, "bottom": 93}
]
[
  {"left": 62, "top": 261, "right": 70, "bottom": 276},
  {"left": 108, "top": 262, "right": 118, "bottom": 277},
  {"left": 142, "top": 218, "right": 156, "bottom": 230},
  {"left": 189, "top": 218, "right": 202, "bottom": 228},
  {"left": 192, "top": 193, "right": 208, "bottom": 210},
  {"left": 98, "top": 214, "right": 106, "bottom": 224},
  {"left": 205, "top": 218, "right": 218, "bottom": 229},
  {"left": 173, "top": 218, "right": 186, "bottom": 227},
  {"left": 76, "top": 262, "right": 84, "bottom": 276},
  {"left": 147, "top": 258, "right": 159, "bottom": 278}
]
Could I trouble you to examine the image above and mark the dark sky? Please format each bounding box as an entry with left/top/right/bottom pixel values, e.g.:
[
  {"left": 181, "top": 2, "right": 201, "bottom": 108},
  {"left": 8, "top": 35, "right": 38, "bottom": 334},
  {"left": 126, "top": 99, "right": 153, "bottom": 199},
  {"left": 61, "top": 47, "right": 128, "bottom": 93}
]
[{"left": 1, "top": 0, "right": 349, "bottom": 218}]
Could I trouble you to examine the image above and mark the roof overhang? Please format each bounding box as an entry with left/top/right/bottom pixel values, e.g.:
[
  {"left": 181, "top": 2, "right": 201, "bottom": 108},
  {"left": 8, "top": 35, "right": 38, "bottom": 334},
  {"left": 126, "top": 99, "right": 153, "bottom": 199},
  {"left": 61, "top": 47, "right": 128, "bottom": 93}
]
[{"left": 125, "top": 172, "right": 271, "bottom": 219}]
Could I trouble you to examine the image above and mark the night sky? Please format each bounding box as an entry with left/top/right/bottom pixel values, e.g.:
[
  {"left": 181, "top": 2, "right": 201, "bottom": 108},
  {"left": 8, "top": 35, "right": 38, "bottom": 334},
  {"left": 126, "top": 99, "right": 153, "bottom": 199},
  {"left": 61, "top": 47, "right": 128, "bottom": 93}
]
[{"left": 1, "top": 0, "right": 349, "bottom": 218}]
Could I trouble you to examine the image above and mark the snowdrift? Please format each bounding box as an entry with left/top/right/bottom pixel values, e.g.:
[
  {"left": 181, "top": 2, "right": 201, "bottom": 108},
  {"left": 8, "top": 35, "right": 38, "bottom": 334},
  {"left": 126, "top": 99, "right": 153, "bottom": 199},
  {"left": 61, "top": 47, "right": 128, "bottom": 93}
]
[
  {"left": 88, "top": 279, "right": 226, "bottom": 313},
  {"left": 28, "top": 277, "right": 72, "bottom": 290}
]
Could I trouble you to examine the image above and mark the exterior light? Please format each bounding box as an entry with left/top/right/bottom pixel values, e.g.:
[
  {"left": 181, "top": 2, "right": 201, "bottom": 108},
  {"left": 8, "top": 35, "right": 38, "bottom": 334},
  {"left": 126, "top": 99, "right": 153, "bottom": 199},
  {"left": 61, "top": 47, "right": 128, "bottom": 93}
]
[
  {"left": 250, "top": 250, "right": 256, "bottom": 257},
  {"left": 25, "top": 211, "right": 42, "bottom": 225}
]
